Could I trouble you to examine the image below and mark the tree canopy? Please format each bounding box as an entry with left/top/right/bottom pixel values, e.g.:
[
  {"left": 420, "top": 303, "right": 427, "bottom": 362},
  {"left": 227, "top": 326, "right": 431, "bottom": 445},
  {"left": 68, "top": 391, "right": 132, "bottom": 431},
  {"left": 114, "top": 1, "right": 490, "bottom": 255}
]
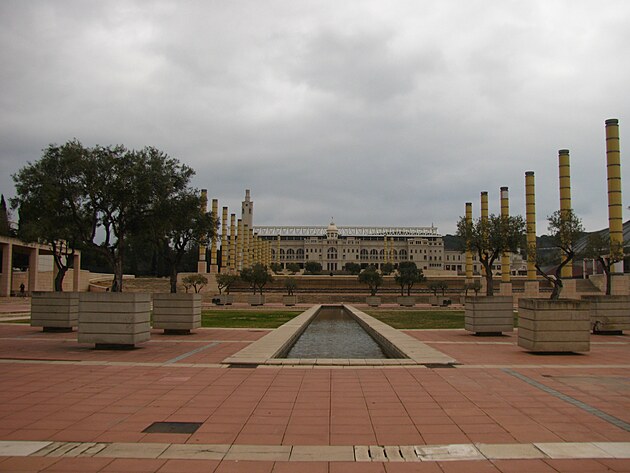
[
  {"left": 394, "top": 261, "right": 425, "bottom": 296},
  {"left": 240, "top": 263, "right": 273, "bottom": 295},
  {"left": 582, "top": 232, "right": 627, "bottom": 296},
  {"left": 11, "top": 140, "right": 208, "bottom": 292},
  {"left": 358, "top": 266, "right": 383, "bottom": 296},
  {"left": 456, "top": 214, "right": 525, "bottom": 296},
  {"left": 534, "top": 209, "right": 584, "bottom": 299}
]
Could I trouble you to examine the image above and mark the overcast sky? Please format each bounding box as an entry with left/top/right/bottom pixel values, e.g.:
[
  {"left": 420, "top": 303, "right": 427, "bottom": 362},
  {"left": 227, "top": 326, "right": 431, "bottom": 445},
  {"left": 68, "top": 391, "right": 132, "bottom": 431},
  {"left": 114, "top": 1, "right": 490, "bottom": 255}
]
[{"left": 1, "top": 1, "right": 629, "bottom": 235}]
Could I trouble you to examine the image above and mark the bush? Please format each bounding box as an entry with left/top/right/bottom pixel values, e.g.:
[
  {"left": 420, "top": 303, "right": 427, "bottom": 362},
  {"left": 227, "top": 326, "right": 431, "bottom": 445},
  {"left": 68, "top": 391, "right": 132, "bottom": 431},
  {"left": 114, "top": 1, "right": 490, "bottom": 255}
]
[{"left": 304, "top": 261, "right": 322, "bottom": 274}]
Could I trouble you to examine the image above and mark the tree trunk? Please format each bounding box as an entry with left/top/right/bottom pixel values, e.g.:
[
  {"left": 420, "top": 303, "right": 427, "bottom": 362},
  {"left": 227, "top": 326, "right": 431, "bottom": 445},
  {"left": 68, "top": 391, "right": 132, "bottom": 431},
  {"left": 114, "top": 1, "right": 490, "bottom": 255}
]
[
  {"left": 485, "top": 268, "right": 494, "bottom": 296},
  {"left": 54, "top": 266, "right": 67, "bottom": 292},
  {"left": 169, "top": 265, "right": 178, "bottom": 294},
  {"left": 550, "top": 279, "right": 563, "bottom": 300},
  {"left": 112, "top": 259, "right": 123, "bottom": 292}
]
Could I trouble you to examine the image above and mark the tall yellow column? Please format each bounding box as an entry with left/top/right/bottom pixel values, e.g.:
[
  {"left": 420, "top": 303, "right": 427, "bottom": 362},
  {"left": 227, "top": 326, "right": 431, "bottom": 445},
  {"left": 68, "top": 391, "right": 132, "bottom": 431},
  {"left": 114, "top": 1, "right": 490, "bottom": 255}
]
[
  {"left": 236, "top": 219, "right": 244, "bottom": 271},
  {"left": 558, "top": 149, "right": 572, "bottom": 279},
  {"left": 229, "top": 214, "right": 236, "bottom": 272},
  {"left": 606, "top": 118, "right": 624, "bottom": 274},
  {"left": 276, "top": 235, "right": 281, "bottom": 263},
  {"left": 525, "top": 172, "right": 537, "bottom": 280},
  {"left": 220, "top": 206, "right": 228, "bottom": 273},
  {"left": 197, "top": 189, "right": 208, "bottom": 273},
  {"left": 242, "top": 223, "right": 250, "bottom": 268},
  {"left": 254, "top": 235, "right": 260, "bottom": 264},
  {"left": 465, "top": 202, "right": 473, "bottom": 281},
  {"left": 500, "top": 187, "right": 510, "bottom": 283},
  {"left": 210, "top": 198, "right": 219, "bottom": 273},
  {"left": 248, "top": 227, "right": 254, "bottom": 267},
  {"left": 480, "top": 191, "right": 488, "bottom": 279}
]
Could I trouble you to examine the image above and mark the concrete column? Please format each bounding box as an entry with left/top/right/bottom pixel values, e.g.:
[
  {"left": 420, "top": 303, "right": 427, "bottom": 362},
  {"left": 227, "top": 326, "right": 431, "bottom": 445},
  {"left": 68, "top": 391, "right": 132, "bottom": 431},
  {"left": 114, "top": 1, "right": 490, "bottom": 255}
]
[
  {"left": 606, "top": 118, "right": 624, "bottom": 274},
  {"left": 1, "top": 242, "right": 12, "bottom": 297},
  {"left": 210, "top": 199, "right": 219, "bottom": 273},
  {"left": 220, "top": 206, "right": 228, "bottom": 273},
  {"left": 229, "top": 214, "right": 236, "bottom": 273},
  {"left": 465, "top": 202, "right": 473, "bottom": 281},
  {"left": 242, "top": 223, "right": 249, "bottom": 268},
  {"left": 73, "top": 253, "right": 81, "bottom": 291},
  {"left": 480, "top": 191, "right": 488, "bottom": 279},
  {"left": 236, "top": 219, "right": 244, "bottom": 271},
  {"left": 558, "top": 149, "right": 573, "bottom": 279},
  {"left": 28, "top": 247, "right": 38, "bottom": 294},
  {"left": 500, "top": 187, "right": 511, "bottom": 283},
  {"left": 525, "top": 171, "right": 537, "bottom": 280},
  {"left": 276, "top": 235, "right": 281, "bottom": 263},
  {"left": 197, "top": 189, "right": 208, "bottom": 273}
]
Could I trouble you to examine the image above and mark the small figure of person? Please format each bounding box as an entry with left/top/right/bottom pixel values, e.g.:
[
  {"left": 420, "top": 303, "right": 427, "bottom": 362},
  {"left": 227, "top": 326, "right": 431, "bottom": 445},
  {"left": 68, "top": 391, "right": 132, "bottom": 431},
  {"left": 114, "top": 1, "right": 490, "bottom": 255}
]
[{"left": 19, "top": 283, "right": 25, "bottom": 297}]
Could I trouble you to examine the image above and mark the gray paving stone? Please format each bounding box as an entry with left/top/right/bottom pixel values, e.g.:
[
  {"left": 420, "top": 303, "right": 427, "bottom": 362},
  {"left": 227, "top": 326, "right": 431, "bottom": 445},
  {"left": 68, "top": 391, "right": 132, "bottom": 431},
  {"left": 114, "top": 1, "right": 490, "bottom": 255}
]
[
  {"left": 95, "top": 442, "right": 170, "bottom": 459},
  {"left": 0, "top": 441, "right": 52, "bottom": 457},
  {"left": 535, "top": 442, "right": 613, "bottom": 459},
  {"left": 160, "top": 443, "right": 229, "bottom": 460},
  {"left": 593, "top": 442, "right": 630, "bottom": 458},
  {"left": 224, "top": 444, "right": 291, "bottom": 461},
  {"left": 476, "top": 443, "right": 546, "bottom": 459},
  {"left": 290, "top": 445, "right": 355, "bottom": 461},
  {"left": 415, "top": 444, "right": 484, "bottom": 461}
]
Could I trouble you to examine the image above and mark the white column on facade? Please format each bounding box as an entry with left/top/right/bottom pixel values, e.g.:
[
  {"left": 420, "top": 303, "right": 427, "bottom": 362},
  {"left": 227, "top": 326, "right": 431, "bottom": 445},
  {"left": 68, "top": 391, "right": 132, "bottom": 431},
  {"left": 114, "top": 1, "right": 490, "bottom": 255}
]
[{"left": 0, "top": 242, "right": 12, "bottom": 297}]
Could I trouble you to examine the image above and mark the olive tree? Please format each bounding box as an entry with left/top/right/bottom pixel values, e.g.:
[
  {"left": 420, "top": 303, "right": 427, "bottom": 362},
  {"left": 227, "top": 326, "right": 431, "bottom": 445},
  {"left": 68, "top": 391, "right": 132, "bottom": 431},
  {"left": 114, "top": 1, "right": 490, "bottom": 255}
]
[
  {"left": 240, "top": 263, "right": 273, "bottom": 295},
  {"left": 534, "top": 209, "right": 584, "bottom": 299},
  {"left": 394, "top": 261, "right": 425, "bottom": 296},
  {"left": 12, "top": 141, "right": 86, "bottom": 291},
  {"left": 457, "top": 214, "right": 526, "bottom": 296},
  {"left": 216, "top": 273, "right": 239, "bottom": 295},
  {"left": 358, "top": 266, "right": 383, "bottom": 296},
  {"left": 582, "top": 232, "right": 626, "bottom": 296}
]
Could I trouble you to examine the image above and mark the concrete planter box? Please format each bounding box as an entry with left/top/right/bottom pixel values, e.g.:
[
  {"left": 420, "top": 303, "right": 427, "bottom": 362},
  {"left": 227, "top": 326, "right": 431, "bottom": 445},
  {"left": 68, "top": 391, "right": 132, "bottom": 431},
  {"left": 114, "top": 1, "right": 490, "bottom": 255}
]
[
  {"left": 248, "top": 294, "right": 265, "bottom": 306},
  {"left": 430, "top": 295, "right": 451, "bottom": 307},
  {"left": 582, "top": 295, "right": 630, "bottom": 334},
  {"left": 518, "top": 298, "right": 590, "bottom": 353},
  {"left": 283, "top": 295, "right": 298, "bottom": 306},
  {"left": 465, "top": 296, "right": 513, "bottom": 335},
  {"left": 153, "top": 293, "right": 201, "bottom": 334},
  {"left": 397, "top": 296, "right": 416, "bottom": 307},
  {"left": 366, "top": 296, "right": 381, "bottom": 307},
  {"left": 214, "top": 294, "right": 234, "bottom": 306},
  {"left": 31, "top": 292, "right": 79, "bottom": 332},
  {"left": 78, "top": 293, "right": 151, "bottom": 349}
]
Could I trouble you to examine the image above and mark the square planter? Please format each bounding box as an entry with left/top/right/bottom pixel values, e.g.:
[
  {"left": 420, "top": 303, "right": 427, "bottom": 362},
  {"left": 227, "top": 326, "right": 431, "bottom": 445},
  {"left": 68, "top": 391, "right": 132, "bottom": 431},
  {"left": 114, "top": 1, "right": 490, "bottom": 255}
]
[
  {"left": 430, "top": 295, "right": 451, "bottom": 307},
  {"left": 366, "top": 296, "right": 381, "bottom": 307},
  {"left": 248, "top": 294, "right": 265, "bottom": 306},
  {"left": 582, "top": 295, "right": 630, "bottom": 334},
  {"left": 283, "top": 295, "right": 298, "bottom": 306},
  {"left": 465, "top": 296, "right": 513, "bottom": 335},
  {"left": 517, "top": 298, "right": 590, "bottom": 352},
  {"left": 78, "top": 293, "right": 151, "bottom": 349},
  {"left": 153, "top": 293, "right": 201, "bottom": 334},
  {"left": 31, "top": 292, "right": 79, "bottom": 332},
  {"left": 397, "top": 296, "right": 415, "bottom": 307},
  {"left": 214, "top": 294, "right": 234, "bottom": 306}
]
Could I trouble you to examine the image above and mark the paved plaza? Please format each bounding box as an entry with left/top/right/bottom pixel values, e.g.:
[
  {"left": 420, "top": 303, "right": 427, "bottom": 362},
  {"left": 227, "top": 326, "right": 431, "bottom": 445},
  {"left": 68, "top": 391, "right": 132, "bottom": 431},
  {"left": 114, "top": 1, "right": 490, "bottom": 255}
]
[{"left": 0, "top": 307, "right": 629, "bottom": 472}]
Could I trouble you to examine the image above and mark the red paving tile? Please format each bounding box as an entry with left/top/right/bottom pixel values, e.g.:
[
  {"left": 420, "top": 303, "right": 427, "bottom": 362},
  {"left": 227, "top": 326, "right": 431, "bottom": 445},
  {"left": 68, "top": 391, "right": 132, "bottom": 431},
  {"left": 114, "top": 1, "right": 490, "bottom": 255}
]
[
  {"left": 100, "top": 458, "right": 167, "bottom": 472},
  {"left": 157, "top": 459, "right": 220, "bottom": 473},
  {"left": 1, "top": 324, "right": 630, "bottom": 471}
]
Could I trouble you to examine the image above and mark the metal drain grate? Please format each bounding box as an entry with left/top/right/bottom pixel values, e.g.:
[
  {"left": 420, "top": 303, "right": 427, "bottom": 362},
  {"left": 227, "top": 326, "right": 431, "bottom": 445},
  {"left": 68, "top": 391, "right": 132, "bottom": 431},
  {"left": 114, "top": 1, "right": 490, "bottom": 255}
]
[
  {"left": 423, "top": 363, "right": 456, "bottom": 369},
  {"left": 142, "top": 422, "right": 202, "bottom": 434},
  {"left": 228, "top": 363, "right": 259, "bottom": 368}
]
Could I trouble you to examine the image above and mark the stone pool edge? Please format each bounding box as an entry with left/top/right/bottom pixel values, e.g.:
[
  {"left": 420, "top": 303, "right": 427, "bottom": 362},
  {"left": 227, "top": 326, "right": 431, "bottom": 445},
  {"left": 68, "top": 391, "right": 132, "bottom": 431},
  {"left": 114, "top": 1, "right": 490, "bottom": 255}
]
[{"left": 222, "top": 304, "right": 457, "bottom": 367}]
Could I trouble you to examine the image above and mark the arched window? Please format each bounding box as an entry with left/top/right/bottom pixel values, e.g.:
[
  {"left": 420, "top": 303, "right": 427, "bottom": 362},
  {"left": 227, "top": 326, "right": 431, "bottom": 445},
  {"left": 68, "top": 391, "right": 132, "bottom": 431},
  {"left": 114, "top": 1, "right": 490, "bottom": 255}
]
[
  {"left": 360, "top": 249, "right": 368, "bottom": 260},
  {"left": 296, "top": 248, "right": 304, "bottom": 259},
  {"left": 370, "top": 249, "right": 379, "bottom": 260},
  {"left": 379, "top": 249, "right": 385, "bottom": 257},
  {"left": 279, "top": 248, "right": 285, "bottom": 260},
  {"left": 399, "top": 249, "right": 408, "bottom": 260},
  {"left": 392, "top": 249, "right": 398, "bottom": 260},
  {"left": 327, "top": 247, "right": 338, "bottom": 260},
  {"left": 286, "top": 248, "right": 295, "bottom": 260}
]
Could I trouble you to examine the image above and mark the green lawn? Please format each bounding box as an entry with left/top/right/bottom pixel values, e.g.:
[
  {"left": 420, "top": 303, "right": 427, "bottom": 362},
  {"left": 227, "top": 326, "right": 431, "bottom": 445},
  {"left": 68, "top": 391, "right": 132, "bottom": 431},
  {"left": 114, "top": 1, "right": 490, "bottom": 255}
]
[
  {"left": 201, "top": 310, "right": 302, "bottom": 328},
  {"left": 366, "top": 310, "right": 465, "bottom": 329}
]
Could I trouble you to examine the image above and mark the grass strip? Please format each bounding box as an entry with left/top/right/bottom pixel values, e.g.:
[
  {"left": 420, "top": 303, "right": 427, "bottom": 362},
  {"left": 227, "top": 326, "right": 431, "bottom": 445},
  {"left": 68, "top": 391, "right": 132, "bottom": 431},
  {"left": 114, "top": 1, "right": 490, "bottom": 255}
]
[
  {"left": 366, "top": 310, "right": 465, "bottom": 329},
  {"left": 201, "top": 310, "right": 301, "bottom": 328}
]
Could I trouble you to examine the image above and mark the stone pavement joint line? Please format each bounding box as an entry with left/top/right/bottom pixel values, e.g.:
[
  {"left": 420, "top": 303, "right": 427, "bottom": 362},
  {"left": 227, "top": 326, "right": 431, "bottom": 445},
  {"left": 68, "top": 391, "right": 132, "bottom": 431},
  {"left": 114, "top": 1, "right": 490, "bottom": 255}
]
[
  {"left": 503, "top": 368, "right": 630, "bottom": 432},
  {"left": 1, "top": 441, "right": 630, "bottom": 462},
  {"left": 163, "top": 341, "right": 218, "bottom": 364}
]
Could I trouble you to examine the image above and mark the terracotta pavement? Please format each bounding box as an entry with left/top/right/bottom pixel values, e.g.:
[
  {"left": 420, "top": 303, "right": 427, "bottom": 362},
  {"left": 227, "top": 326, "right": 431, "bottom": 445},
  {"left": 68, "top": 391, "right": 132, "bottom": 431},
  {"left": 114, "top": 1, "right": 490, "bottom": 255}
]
[{"left": 0, "top": 320, "right": 629, "bottom": 472}]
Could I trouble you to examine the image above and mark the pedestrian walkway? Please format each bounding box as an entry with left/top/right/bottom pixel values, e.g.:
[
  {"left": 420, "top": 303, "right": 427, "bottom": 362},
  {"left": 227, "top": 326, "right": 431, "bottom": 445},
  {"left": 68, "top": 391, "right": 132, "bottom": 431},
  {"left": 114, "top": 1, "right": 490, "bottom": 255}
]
[{"left": 1, "top": 322, "right": 629, "bottom": 472}]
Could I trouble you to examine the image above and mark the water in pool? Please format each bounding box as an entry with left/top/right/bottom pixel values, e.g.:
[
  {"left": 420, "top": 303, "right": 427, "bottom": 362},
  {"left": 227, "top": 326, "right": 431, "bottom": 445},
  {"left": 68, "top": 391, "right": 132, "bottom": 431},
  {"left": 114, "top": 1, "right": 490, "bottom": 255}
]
[{"left": 282, "top": 306, "right": 388, "bottom": 359}]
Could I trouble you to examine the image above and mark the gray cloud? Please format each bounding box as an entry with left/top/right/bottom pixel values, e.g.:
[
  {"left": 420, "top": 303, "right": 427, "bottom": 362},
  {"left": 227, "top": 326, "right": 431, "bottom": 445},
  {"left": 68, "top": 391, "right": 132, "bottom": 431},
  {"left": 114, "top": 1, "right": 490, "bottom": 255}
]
[{"left": 1, "top": 0, "right": 629, "bottom": 235}]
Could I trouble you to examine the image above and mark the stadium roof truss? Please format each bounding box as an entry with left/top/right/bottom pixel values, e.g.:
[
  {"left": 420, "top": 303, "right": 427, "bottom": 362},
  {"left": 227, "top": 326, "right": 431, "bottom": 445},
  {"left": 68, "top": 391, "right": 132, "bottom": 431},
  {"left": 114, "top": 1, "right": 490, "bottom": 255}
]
[{"left": 253, "top": 226, "right": 440, "bottom": 237}]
